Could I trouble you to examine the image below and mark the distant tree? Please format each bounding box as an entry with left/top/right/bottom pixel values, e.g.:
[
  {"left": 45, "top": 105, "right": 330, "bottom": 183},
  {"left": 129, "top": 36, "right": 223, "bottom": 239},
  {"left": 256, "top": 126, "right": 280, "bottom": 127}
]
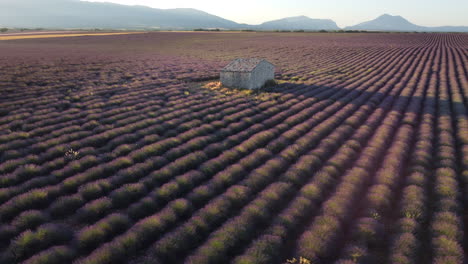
[
  {"left": 319, "top": 29, "right": 328, "bottom": 33},
  {"left": 0, "top": 28, "right": 8, "bottom": 33}
]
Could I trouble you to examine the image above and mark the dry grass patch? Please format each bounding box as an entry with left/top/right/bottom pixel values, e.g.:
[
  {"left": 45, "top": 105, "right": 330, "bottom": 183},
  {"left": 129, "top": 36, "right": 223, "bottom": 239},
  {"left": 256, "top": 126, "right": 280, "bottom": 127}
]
[{"left": 201, "top": 80, "right": 282, "bottom": 101}]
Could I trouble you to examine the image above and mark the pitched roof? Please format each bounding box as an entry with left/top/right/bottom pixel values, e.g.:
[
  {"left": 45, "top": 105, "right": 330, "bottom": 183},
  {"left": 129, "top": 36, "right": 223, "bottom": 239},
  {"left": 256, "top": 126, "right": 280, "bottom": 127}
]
[{"left": 221, "top": 58, "right": 272, "bottom": 73}]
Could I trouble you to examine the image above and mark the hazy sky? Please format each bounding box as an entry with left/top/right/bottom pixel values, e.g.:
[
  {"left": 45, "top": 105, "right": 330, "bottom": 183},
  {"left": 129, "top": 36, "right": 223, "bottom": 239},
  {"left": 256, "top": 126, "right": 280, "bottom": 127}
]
[{"left": 83, "top": 0, "right": 468, "bottom": 27}]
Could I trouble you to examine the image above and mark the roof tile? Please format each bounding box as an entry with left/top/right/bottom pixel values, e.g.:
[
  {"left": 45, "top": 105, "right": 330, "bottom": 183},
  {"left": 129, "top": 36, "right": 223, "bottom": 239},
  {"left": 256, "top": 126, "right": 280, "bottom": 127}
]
[{"left": 221, "top": 58, "right": 269, "bottom": 72}]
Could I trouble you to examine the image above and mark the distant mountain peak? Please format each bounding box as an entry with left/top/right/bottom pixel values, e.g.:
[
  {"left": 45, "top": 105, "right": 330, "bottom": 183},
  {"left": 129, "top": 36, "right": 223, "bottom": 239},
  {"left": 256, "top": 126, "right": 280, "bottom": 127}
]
[
  {"left": 258, "top": 15, "right": 339, "bottom": 30},
  {"left": 377, "top": 14, "right": 408, "bottom": 21},
  {"left": 380, "top": 14, "right": 405, "bottom": 19},
  {"left": 290, "top": 15, "right": 309, "bottom": 19},
  {"left": 344, "top": 13, "right": 468, "bottom": 32},
  {"left": 345, "top": 13, "right": 421, "bottom": 31},
  {"left": 278, "top": 15, "right": 333, "bottom": 21}
]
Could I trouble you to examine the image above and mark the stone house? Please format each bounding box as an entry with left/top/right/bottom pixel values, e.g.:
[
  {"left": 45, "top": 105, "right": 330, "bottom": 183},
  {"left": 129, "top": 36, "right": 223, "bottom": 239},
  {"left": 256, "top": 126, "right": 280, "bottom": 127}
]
[{"left": 220, "top": 58, "right": 275, "bottom": 90}]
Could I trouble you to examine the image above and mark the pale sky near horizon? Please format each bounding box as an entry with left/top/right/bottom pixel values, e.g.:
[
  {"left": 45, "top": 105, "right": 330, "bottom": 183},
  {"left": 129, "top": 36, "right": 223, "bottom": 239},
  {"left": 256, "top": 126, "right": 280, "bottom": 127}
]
[{"left": 83, "top": 0, "right": 468, "bottom": 27}]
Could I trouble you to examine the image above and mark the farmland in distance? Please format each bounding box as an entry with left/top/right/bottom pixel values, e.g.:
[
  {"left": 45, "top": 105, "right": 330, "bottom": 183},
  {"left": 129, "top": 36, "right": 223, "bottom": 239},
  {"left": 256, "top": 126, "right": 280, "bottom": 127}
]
[{"left": 0, "top": 32, "right": 467, "bottom": 264}]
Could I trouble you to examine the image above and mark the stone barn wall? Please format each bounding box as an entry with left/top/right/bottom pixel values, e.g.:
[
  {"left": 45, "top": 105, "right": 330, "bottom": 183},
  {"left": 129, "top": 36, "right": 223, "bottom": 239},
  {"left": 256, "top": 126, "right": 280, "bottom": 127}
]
[
  {"left": 220, "top": 58, "right": 275, "bottom": 90},
  {"left": 250, "top": 61, "right": 275, "bottom": 89},
  {"left": 220, "top": 71, "right": 251, "bottom": 89}
]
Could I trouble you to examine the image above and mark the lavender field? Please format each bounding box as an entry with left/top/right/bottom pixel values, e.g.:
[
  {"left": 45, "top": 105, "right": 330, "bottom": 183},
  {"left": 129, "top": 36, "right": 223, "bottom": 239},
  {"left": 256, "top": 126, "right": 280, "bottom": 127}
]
[{"left": 0, "top": 32, "right": 467, "bottom": 264}]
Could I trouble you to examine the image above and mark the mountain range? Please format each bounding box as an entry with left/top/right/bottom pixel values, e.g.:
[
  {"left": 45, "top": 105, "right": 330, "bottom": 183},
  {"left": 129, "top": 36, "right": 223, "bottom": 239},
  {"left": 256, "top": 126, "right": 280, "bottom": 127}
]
[
  {"left": 254, "top": 16, "right": 339, "bottom": 31},
  {"left": 1, "top": 0, "right": 467, "bottom": 32},
  {"left": 345, "top": 14, "right": 468, "bottom": 32}
]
